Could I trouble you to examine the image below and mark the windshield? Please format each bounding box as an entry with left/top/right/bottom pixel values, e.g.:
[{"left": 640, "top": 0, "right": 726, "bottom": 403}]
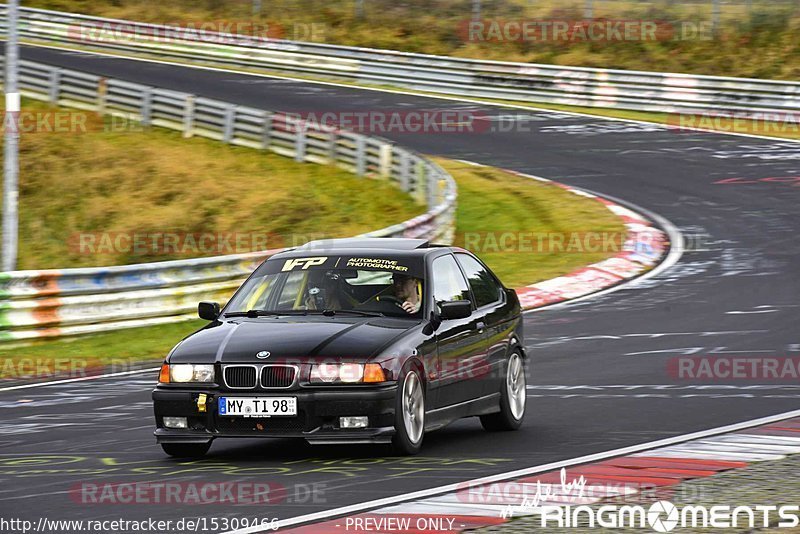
[{"left": 225, "top": 254, "right": 426, "bottom": 318}]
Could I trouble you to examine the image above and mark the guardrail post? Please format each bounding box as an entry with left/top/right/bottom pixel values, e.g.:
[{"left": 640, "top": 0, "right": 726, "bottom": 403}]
[
  {"left": 294, "top": 119, "right": 306, "bottom": 162},
  {"left": 48, "top": 68, "right": 61, "bottom": 104},
  {"left": 140, "top": 88, "right": 153, "bottom": 126},
  {"left": 399, "top": 152, "right": 411, "bottom": 192},
  {"left": 379, "top": 143, "right": 392, "bottom": 178},
  {"left": 97, "top": 77, "right": 107, "bottom": 115},
  {"left": 223, "top": 104, "right": 235, "bottom": 144},
  {"left": 183, "top": 95, "right": 195, "bottom": 138},
  {"left": 327, "top": 130, "right": 337, "bottom": 163},
  {"left": 261, "top": 111, "right": 272, "bottom": 150},
  {"left": 355, "top": 135, "right": 366, "bottom": 176}
]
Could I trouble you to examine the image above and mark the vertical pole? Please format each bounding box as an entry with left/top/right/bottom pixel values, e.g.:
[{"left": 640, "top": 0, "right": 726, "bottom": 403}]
[
  {"left": 711, "top": 0, "right": 721, "bottom": 36},
  {"left": 355, "top": 0, "right": 364, "bottom": 19},
  {"left": 3, "top": 0, "right": 20, "bottom": 272},
  {"left": 355, "top": 135, "right": 366, "bottom": 176},
  {"left": 183, "top": 95, "right": 195, "bottom": 138},
  {"left": 222, "top": 105, "right": 235, "bottom": 144},
  {"left": 253, "top": 0, "right": 262, "bottom": 17},
  {"left": 472, "top": 0, "right": 481, "bottom": 21},
  {"left": 584, "top": 0, "right": 593, "bottom": 19}
]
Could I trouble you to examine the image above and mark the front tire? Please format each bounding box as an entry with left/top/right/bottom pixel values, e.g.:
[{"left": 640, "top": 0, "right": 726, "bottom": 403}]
[
  {"left": 481, "top": 351, "right": 526, "bottom": 431},
  {"left": 392, "top": 367, "right": 425, "bottom": 455},
  {"left": 161, "top": 442, "right": 211, "bottom": 458}
]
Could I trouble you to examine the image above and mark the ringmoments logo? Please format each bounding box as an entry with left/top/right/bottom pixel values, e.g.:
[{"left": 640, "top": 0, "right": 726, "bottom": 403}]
[
  {"left": 498, "top": 470, "right": 799, "bottom": 531},
  {"left": 514, "top": 501, "right": 800, "bottom": 531}
]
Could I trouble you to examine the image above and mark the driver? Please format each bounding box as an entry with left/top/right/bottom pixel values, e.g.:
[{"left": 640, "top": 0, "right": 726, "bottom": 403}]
[{"left": 391, "top": 273, "right": 421, "bottom": 314}]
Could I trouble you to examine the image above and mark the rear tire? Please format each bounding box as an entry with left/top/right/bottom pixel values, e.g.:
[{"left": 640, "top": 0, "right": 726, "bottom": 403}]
[
  {"left": 391, "top": 367, "right": 425, "bottom": 455},
  {"left": 161, "top": 442, "right": 211, "bottom": 458},
  {"left": 481, "top": 351, "right": 525, "bottom": 431}
]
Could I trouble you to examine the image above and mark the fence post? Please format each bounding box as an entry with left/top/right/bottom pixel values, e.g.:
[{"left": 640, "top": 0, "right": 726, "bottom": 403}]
[
  {"left": 379, "top": 143, "right": 392, "bottom": 178},
  {"left": 294, "top": 119, "right": 306, "bottom": 162},
  {"left": 141, "top": 88, "right": 152, "bottom": 126},
  {"left": 223, "top": 104, "right": 235, "bottom": 143},
  {"left": 97, "top": 77, "right": 107, "bottom": 115},
  {"left": 584, "top": 0, "right": 593, "bottom": 19},
  {"left": 427, "top": 166, "right": 438, "bottom": 209},
  {"left": 183, "top": 95, "right": 195, "bottom": 138},
  {"left": 261, "top": 111, "right": 272, "bottom": 150},
  {"left": 328, "top": 130, "right": 337, "bottom": 164},
  {"left": 48, "top": 69, "right": 61, "bottom": 104},
  {"left": 355, "top": 135, "right": 366, "bottom": 176},
  {"left": 399, "top": 151, "right": 410, "bottom": 192}
]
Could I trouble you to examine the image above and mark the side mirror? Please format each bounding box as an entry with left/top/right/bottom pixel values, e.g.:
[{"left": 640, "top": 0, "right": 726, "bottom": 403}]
[
  {"left": 439, "top": 300, "right": 472, "bottom": 320},
  {"left": 198, "top": 301, "right": 220, "bottom": 321}
]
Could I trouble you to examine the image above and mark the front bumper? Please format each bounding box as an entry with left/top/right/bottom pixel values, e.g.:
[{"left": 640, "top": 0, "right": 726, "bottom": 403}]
[{"left": 152, "top": 385, "right": 397, "bottom": 445}]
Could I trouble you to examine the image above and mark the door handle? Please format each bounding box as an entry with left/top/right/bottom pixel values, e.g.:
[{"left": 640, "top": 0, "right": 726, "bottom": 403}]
[{"left": 476, "top": 321, "right": 486, "bottom": 332}]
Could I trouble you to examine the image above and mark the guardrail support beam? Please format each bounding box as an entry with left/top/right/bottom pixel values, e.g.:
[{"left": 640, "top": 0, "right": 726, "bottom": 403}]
[
  {"left": 48, "top": 68, "right": 61, "bottom": 104},
  {"left": 141, "top": 88, "right": 153, "bottom": 126},
  {"left": 294, "top": 121, "right": 307, "bottom": 162},
  {"left": 261, "top": 112, "right": 272, "bottom": 150},
  {"left": 183, "top": 95, "right": 195, "bottom": 138},
  {"left": 355, "top": 135, "right": 366, "bottom": 176},
  {"left": 223, "top": 105, "right": 236, "bottom": 143},
  {"left": 97, "top": 77, "right": 107, "bottom": 115}
]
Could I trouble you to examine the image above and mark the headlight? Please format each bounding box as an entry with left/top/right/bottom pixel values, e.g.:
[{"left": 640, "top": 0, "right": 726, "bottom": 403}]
[
  {"left": 309, "top": 363, "right": 385, "bottom": 384},
  {"left": 159, "top": 364, "right": 215, "bottom": 383}
]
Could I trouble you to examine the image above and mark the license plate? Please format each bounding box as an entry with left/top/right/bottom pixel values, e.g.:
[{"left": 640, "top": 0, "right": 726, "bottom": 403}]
[{"left": 218, "top": 397, "right": 297, "bottom": 417}]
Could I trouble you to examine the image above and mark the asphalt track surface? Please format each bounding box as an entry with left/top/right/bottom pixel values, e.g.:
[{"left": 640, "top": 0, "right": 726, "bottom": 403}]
[{"left": 1, "top": 45, "right": 799, "bottom": 531}]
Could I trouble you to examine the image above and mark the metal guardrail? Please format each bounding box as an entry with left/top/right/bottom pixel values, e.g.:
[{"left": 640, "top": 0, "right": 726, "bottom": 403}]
[
  {"left": 2, "top": 5, "right": 799, "bottom": 116},
  {"left": 0, "top": 60, "right": 456, "bottom": 342}
]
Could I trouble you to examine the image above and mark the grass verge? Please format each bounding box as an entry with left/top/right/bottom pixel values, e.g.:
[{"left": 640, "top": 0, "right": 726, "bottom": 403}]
[{"left": 438, "top": 158, "right": 626, "bottom": 288}]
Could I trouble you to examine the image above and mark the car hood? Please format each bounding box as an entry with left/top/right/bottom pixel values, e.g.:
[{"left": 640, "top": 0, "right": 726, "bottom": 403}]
[{"left": 168, "top": 316, "right": 419, "bottom": 363}]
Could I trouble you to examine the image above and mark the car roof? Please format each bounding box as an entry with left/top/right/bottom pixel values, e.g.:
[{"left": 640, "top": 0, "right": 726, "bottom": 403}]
[{"left": 271, "top": 238, "right": 454, "bottom": 260}]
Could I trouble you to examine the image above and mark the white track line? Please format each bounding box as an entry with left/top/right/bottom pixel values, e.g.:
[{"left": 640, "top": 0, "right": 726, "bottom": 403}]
[
  {"left": 0, "top": 367, "right": 160, "bottom": 392},
  {"left": 24, "top": 42, "right": 800, "bottom": 144},
  {"left": 222, "top": 408, "right": 800, "bottom": 533}
]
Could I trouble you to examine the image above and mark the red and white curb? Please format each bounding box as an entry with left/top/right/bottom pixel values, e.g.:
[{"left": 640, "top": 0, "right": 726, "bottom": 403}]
[
  {"left": 255, "top": 413, "right": 800, "bottom": 533},
  {"left": 504, "top": 170, "right": 671, "bottom": 311}
]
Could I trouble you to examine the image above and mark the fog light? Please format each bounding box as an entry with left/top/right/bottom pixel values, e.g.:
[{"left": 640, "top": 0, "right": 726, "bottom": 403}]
[
  {"left": 339, "top": 416, "right": 368, "bottom": 429},
  {"left": 163, "top": 416, "right": 188, "bottom": 429}
]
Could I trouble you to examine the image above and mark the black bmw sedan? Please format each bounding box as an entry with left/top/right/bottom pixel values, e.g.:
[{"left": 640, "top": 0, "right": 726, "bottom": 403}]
[{"left": 153, "top": 238, "right": 526, "bottom": 456}]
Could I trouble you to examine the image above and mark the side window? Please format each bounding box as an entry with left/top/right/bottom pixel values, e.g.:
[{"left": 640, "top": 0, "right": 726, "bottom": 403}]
[
  {"left": 432, "top": 255, "right": 471, "bottom": 306},
  {"left": 456, "top": 253, "right": 503, "bottom": 308}
]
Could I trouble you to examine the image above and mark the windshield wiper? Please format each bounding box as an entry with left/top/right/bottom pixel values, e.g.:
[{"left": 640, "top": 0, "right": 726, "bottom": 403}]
[
  {"left": 319, "top": 309, "right": 384, "bottom": 317},
  {"left": 224, "top": 309, "right": 308, "bottom": 318}
]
